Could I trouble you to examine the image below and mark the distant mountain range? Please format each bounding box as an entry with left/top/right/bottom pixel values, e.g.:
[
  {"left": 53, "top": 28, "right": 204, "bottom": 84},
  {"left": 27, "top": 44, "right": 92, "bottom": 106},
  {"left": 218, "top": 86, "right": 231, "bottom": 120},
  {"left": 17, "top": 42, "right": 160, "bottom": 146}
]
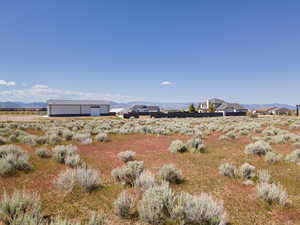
[{"left": 0, "top": 101, "right": 296, "bottom": 110}]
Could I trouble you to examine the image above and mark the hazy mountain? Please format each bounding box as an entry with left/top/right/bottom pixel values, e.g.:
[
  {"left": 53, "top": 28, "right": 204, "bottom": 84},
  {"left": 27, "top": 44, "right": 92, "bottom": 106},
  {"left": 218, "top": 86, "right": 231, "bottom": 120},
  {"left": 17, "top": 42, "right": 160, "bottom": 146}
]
[
  {"left": 242, "top": 104, "right": 296, "bottom": 110},
  {"left": 0, "top": 101, "right": 296, "bottom": 110}
]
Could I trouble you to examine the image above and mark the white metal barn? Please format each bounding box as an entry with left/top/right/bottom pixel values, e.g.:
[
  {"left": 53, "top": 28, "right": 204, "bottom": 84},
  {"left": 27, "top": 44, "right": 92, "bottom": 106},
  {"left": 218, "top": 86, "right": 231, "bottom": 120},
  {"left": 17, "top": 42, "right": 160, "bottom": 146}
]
[{"left": 47, "top": 100, "right": 110, "bottom": 117}]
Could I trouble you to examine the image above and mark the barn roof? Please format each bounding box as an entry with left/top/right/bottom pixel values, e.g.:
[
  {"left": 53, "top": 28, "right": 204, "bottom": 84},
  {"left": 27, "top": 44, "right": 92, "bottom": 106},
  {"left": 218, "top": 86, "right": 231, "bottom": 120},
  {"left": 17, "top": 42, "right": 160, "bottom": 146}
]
[{"left": 47, "top": 99, "right": 110, "bottom": 105}]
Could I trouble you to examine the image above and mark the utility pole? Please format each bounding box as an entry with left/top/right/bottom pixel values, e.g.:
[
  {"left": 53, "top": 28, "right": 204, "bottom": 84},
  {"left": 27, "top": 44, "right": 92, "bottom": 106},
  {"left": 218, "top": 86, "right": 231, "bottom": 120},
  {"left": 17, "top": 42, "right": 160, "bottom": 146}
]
[{"left": 297, "top": 105, "right": 300, "bottom": 116}]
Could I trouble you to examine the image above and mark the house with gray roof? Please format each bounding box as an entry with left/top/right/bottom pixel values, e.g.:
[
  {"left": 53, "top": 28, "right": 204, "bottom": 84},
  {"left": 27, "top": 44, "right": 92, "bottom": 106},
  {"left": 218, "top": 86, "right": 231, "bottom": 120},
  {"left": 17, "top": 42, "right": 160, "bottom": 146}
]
[{"left": 198, "top": 98, "right": 247, "bottom": 113}]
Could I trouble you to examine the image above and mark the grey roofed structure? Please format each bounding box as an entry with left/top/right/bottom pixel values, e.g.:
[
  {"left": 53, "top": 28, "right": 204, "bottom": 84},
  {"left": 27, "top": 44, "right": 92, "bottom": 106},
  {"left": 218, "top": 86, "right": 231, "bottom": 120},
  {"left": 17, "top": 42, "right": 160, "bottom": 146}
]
[
  {"left": 47, "top": 99, "right": 110, "bottom": 105},
  {"left": 47, "top": 99, "right": 111, "bottom": 117}
]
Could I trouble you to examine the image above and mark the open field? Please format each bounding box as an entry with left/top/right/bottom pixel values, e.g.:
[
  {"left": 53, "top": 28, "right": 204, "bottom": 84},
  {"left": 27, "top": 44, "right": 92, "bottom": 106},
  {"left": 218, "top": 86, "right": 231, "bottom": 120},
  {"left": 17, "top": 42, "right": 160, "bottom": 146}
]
[{"left": 1, "top": 116, "right": 300, "bottom": 225}]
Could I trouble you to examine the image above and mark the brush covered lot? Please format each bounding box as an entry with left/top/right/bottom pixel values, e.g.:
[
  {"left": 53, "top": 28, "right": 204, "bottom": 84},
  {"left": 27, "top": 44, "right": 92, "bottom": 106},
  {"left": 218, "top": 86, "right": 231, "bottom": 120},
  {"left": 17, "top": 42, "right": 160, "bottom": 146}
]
[{"left": 1, "top": 116, "right": 300, "bottom": 225}]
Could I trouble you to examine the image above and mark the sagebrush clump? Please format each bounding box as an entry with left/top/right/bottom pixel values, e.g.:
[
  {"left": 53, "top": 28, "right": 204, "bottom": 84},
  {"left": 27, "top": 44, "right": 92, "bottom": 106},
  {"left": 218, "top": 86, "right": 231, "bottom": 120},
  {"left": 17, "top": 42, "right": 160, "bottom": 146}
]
[
  {"left": 95, "top": 133, "right": 108, "bottom": 142},
  {"left": 56, "top": 168, "right": 101, "bottom": 192},
  {"left": 169, "top": 140, "right": 187, "bottom": 153},
  {"left": 172, "top": 192, "right": 227, "bottom": 225},
  {"left": 0, "top": 145, "right": 32, "bottom": 176},
  {"left": 244, "top": 140, "right": 272, "bottom": 156},
  {"left": 111, "top": 161, "right": 144, "bottom": 186},
  {"left": 114, "top": 191, "right": 135, "bottom": 219},
  {"left": 52, "top": 145, "right": 78, "bottom": 164},
  {"left": 138, "top": 183, "right": 175, "bottom": 225},
  {"left": 135, "top": 170, "right": 156, "bottom": 191},
  {"left": 285, "top": 149, "right": 300, "bottom": 163},
  {"left": 88, "top": 211, "right": 106, "bottom": 225},
  {"left": 186, "top": 138, "right": 206, "bottom": 153},
  {"left": 237, "top": 163, "right": 255, "bottom": 180},
  {"left": 258, "top": 169, "right": 271, "bottom": 184},
  {"left": 159, "top": 164, "right": 183, "bottom": 184},
  {"left": 117, "top": 151, "right": 136, "bottom": 163},
  {"left": 0, "top": 190, "right": 41, "bottom": 225},
  {"left": 35, "top": 148, "right": 52, "bottom": 158},
  {"left": 218, "top": 163, "right": 236, "bottom": 178},
  {"left": 264, "top": 151, "right": 282, "bottom": 163},
  {"left": 257, "top": 182, "right": 288, "bottom": 206}
]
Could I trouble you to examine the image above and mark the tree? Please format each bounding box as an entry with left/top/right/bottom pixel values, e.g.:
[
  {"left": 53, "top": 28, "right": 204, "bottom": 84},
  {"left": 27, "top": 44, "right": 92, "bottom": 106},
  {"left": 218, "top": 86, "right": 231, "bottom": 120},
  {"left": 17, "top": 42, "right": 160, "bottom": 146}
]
[
  {"left": 208, "top": 104, "right": 216, "bottom": 113},
  {"left": 189, "top": 104, "right": 196, "bottom": 113}
]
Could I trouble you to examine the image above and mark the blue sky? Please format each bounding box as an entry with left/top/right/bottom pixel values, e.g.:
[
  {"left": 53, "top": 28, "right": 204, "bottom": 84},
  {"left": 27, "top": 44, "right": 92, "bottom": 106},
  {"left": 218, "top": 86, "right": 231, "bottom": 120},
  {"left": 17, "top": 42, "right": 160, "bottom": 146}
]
[{"left": 0, "top": 1, "right": 299, "bottom": 104}]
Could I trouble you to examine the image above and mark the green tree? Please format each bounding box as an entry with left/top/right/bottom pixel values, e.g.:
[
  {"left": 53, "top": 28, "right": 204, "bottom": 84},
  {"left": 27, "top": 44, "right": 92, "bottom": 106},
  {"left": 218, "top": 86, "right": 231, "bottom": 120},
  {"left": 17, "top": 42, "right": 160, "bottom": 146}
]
[
  {"left": 208, "top": 104, "right": 216, "bottom": 113},
  {"left": 189, "top": 104, "right": 196, "bottom": 113}
]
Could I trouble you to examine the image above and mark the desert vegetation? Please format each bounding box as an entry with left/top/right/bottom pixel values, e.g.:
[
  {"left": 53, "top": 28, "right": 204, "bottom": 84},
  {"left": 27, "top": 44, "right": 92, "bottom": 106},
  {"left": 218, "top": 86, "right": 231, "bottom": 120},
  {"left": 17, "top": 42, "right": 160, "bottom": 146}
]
[{"left": 0, "top": 116, "right": 300, "bottom": 224}]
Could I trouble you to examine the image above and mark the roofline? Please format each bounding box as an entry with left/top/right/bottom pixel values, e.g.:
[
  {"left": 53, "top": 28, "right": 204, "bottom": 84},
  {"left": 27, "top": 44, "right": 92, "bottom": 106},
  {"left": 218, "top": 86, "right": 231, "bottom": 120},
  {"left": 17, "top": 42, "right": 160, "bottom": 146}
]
[{"left": 47, "top": 99, "right": 110, "bottom": 105}]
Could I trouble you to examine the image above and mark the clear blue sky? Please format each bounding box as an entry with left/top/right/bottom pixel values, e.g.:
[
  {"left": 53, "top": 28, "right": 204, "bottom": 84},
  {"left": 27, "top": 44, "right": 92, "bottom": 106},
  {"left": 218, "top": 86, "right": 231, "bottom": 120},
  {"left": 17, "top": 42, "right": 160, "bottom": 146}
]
[{"left": 0, "top": 1, "right": 299, "bottom": 104}]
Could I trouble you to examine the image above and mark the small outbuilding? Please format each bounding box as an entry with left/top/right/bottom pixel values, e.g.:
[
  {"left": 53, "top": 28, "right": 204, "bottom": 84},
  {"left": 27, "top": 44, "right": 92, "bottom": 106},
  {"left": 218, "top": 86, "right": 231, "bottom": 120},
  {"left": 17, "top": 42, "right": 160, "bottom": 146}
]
[{"left": 47, "top": 100, "right": 110, "bottom": 117}]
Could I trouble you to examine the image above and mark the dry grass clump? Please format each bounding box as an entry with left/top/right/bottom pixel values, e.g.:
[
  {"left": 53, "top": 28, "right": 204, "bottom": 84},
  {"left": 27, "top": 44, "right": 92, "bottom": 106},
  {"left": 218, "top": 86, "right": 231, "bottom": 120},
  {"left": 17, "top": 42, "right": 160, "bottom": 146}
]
[
  {"left": 159, "top": 164, "right": 183, "bottom": 184},
  {"left": 117, "top": 151, "right": 136, "bottom": 163},
  {"left": 244, "top": 140, "right": 272, "bottom": 156},
  {"left": 55, "top": 168, "right": 101, "bottom": 192},
  {"left": 0, "top": 145, "right": 32, "bottom": 176},
  {"left": 256, "top": 182, "right": 288, "bottom": 206},
  {"left": 114, "top": 191, "right": 135, "bottom": 219},
  {"left": 111, "top": 161, "right": 144, "bottom": 186}
]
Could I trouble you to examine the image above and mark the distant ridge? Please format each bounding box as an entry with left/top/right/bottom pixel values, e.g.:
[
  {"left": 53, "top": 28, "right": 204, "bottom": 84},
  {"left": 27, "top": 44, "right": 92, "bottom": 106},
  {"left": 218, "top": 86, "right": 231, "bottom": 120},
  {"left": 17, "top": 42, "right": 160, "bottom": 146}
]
[{"left": 0, "top": 101, "right": 296, "bottom": 110}]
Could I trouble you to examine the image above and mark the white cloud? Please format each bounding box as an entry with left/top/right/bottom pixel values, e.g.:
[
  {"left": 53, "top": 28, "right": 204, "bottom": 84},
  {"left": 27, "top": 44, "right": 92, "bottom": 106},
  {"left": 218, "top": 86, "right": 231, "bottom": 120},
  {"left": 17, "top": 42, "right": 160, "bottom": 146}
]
[
  {"left": 33, "top": 84, "right": 49, "bottom": 89},
  {"left": 0, "top": 80, "right": 16, "bottom": 87},
  {"left": 161, "top": 81, "right": 172, "bottom": 86},
  {"left": 0, "top": 85, "right": 135, "bottom": 103}
]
